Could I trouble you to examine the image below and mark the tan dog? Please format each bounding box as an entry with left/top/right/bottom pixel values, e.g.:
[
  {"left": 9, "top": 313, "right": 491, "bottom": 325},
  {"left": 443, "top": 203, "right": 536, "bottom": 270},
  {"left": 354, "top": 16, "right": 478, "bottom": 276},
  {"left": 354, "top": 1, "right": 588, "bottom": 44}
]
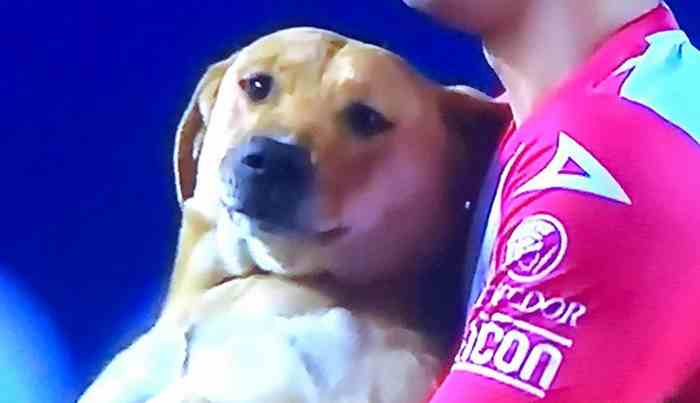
[{"left": 79, "top": 27, "right": 508, "bottom": 403}]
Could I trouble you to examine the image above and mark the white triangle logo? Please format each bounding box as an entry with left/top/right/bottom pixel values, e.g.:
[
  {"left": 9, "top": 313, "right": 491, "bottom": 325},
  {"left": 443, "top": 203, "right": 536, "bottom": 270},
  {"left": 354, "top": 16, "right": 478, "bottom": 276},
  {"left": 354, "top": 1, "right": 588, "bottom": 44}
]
[{"left": 514, "top": 132, "right": 632, "bottom": 205}]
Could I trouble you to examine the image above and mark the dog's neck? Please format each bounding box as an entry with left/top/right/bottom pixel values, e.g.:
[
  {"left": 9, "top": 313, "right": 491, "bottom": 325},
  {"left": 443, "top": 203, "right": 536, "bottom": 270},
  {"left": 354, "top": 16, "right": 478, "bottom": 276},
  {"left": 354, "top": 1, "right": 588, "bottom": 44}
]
[{"left": 340, "top": 275, "right": 425, "bottom": 328}]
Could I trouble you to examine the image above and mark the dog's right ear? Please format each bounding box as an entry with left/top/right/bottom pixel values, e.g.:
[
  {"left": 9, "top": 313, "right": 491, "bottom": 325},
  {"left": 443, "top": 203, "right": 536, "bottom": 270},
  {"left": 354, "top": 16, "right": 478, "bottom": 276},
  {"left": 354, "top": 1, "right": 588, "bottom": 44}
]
[
  {"left": 439, "top": 85, "right": 512, "bottom": 168},
  {"left": 440, "top": 85, "right": 511, "bottom": 142},
  {"left": 438, "top": 85, "right": 512, "bottom": 202},
  {"left": 174, "top": 53, "right": 238, "bottom": 206}
]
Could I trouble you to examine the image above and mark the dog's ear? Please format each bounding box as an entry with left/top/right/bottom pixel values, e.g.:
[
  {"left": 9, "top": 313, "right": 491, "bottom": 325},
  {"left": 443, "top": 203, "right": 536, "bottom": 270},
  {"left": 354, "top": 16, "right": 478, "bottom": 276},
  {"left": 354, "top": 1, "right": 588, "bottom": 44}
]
[
  {"left": 440, "top": 85, "right": 511, "bottom": 144},
  {"left": 439, "top": 85, "right": 511, "bottom": 166},
  {"left": 439, "top": 85, "right": 512, "bottom": 201},
  {"left": 174, "top": 53, "right": 238, "bottom": 206}
]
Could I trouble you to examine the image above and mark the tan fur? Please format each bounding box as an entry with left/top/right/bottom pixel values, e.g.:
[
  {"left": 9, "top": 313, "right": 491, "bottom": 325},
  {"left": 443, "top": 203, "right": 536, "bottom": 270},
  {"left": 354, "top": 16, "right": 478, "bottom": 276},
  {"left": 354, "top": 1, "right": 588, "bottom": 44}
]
[
  {"left": 80, "top": 27, "right": 510, "bottom": 403},
  {"left": 161, "top": 27, "right": 509, "bottom": 402},
  {"left": 162, "top": 203, "right": 222, "bottom": 321}
]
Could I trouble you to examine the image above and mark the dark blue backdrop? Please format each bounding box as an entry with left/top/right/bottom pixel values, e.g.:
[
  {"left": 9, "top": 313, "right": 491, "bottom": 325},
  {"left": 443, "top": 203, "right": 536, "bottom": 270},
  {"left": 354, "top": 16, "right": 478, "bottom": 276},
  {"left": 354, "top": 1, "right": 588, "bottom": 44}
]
[{"left": 3, "top": 1, "right": 698, "bottom": 401}]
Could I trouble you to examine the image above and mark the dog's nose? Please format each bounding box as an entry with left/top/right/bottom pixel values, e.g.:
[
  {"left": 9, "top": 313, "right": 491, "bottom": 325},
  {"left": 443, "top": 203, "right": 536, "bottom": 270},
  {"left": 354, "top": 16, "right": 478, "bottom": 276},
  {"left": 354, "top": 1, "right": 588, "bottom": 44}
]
[
  {"left": 221, "top": 136, "right": 313, "bottom": 229},
  {"left": 236, "top": 136, "right": 312, "bottom": 179}
]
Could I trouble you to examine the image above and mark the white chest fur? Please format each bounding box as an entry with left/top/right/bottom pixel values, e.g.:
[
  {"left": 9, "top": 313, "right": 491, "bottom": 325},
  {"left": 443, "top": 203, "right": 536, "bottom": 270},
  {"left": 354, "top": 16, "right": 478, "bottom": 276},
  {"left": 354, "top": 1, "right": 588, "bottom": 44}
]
[{"left": 180, "top": 308, "right": 439, "bottom": 403}]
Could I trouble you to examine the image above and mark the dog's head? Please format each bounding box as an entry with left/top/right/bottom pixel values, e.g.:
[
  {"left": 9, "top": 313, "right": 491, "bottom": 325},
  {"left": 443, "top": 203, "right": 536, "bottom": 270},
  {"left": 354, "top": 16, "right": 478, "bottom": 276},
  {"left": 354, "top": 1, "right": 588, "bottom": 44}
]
[{"left": 175, "top": 27, "right": 509, "bottom": 286}]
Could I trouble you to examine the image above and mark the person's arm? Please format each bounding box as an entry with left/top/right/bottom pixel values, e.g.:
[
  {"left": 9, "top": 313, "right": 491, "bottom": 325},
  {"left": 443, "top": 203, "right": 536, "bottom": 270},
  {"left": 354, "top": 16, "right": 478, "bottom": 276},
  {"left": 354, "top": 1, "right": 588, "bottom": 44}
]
[{"left": 430, "top": 99, "right": 700, "bottom": 402}]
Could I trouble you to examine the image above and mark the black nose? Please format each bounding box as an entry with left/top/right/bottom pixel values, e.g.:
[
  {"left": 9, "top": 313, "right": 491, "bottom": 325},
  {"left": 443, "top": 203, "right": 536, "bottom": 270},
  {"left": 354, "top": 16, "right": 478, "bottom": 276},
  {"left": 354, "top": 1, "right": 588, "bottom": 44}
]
[{"left": 221, "top": 136, "right": 313, "bottom": 229}]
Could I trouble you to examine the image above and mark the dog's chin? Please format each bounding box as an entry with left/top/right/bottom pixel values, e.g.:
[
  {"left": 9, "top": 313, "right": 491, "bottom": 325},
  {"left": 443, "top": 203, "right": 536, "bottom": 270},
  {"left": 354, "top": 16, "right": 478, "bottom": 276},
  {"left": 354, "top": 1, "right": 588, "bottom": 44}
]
[{"left": 217, "top": 210, "right": 349, "bottom": 278}]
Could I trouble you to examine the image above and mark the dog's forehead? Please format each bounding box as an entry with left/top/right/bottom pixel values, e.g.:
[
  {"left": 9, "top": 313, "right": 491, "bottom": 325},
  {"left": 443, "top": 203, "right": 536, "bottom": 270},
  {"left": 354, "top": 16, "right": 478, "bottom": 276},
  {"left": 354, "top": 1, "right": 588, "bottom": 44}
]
[
  {"left": 231, "top": 28, "right": 407, "bottom": 80},
  {"left": 211, "top": 27, "right": 431, "bottom": 129},
  {"left": 235, "top": 28, "right": 348, "bottom": 68}
]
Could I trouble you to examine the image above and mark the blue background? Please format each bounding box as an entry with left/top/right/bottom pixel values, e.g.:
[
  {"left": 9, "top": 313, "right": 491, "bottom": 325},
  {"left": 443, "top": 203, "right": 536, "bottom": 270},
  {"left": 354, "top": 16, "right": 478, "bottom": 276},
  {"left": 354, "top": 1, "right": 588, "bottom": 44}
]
[{"left": 3, "top": 1, "right": 698, "bottom": 401}]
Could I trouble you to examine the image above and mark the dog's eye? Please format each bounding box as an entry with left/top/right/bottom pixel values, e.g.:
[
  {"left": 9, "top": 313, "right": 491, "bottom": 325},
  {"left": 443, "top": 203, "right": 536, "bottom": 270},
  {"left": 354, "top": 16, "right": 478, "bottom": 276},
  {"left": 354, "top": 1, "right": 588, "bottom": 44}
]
[
  {"left": 239, "top": 73, "right": 274, "bottom": 102},
  {"left": 343, "top": 102, "right": 394, "bottom": 138}
]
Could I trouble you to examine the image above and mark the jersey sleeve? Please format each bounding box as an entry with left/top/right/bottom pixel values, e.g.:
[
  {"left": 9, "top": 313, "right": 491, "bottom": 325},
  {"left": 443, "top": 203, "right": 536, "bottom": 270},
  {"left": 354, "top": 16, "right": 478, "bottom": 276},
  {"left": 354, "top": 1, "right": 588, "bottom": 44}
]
[{"left": 430, "top": 99, "right": 700, "bottom": 403}]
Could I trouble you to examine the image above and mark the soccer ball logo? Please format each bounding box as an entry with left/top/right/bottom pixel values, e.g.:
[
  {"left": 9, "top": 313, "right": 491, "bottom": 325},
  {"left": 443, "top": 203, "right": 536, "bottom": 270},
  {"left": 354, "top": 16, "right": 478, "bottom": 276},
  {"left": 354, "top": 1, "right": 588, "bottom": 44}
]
[{"left": 505, "top": 214, "right": 568, "bottom": 283}]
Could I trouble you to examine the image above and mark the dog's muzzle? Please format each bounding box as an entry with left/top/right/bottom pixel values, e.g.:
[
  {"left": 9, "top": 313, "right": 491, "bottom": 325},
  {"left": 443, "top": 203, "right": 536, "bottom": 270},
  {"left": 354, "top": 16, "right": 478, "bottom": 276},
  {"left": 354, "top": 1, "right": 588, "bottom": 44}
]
[{"left": 220, "top": 136, "right": 313, "bottom": 231}]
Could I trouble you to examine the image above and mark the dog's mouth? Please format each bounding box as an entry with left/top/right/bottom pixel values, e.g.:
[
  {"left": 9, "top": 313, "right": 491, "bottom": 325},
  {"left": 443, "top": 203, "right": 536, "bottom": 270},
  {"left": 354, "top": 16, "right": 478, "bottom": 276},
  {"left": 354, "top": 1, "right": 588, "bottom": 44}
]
[
  {"left": 222, "top": 199, "right": 349, "bottom": 244},
  {"left": 251, "top": 217, "right": 350, "bottom": 245},
  {"left": 212, "top": 264, "right": 269, "bottom": 288},
  {"left": 220, "top": 196, "right": 350, "bottom": 240},
  {"left": 315, "top": 226, "right": 350, "bottom": 245}
]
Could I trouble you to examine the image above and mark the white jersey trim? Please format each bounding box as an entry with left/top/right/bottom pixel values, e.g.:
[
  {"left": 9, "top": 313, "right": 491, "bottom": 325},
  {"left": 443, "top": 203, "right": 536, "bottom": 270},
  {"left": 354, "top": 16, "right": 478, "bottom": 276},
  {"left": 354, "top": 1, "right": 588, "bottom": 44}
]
[
  {"left": 452, "top": 362, "right": 546, "bottom": 398},
  {"left": 514, "top": 132, "right": 632, "bottom": 205}
]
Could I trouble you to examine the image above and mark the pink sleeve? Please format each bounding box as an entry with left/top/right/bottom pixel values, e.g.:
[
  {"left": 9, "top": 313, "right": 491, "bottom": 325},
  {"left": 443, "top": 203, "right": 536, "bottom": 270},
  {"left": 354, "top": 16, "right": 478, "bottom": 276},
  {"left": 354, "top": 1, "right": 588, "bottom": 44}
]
[{"left": 430, "top": 101, "right": 700, "bottom": 402}]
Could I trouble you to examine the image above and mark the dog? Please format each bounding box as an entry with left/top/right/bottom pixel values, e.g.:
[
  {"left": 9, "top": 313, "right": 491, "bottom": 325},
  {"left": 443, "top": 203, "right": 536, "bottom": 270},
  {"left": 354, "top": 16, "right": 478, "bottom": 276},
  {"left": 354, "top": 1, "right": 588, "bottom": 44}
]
[{"left": 79, "top": 27, "right": 509, "bottom": 403}]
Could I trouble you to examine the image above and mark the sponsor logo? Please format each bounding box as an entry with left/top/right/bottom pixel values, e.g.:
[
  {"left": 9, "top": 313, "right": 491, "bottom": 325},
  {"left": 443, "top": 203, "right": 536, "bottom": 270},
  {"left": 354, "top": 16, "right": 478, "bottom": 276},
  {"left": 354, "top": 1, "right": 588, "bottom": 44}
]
[
  {"left": 489, "top": 284, "right": 587, "bottom": 327},
  {"left": 505, "top": 214, "right": 568, "bottom": 283},
  {"left": 453, "top": 313, "right": 571, "bottom": 398}
]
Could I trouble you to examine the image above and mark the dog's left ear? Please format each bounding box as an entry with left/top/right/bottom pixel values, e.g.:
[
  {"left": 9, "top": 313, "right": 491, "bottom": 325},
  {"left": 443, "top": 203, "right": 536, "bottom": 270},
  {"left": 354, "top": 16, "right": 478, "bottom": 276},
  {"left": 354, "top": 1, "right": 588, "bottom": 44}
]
[{"left": 174, "top": 52, "right": 238, "bottom": 206}]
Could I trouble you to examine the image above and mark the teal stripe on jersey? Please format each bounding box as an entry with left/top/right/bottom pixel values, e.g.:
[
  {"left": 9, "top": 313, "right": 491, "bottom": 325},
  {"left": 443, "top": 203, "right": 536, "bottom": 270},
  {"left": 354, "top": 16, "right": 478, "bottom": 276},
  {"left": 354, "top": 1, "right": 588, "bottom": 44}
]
[{"left": 618, "top": 30, "right": 700, "bottom": 143}]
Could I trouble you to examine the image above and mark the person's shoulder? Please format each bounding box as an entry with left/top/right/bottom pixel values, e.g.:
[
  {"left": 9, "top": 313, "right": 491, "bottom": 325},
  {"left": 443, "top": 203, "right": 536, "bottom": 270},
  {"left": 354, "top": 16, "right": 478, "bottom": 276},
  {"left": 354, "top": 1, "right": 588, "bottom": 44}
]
[
  {"left": 568, "top": 28, "right": 700, "bottom": 144},
  {"left": 611, "top": 29, "right": 699, "bottom": 138}
]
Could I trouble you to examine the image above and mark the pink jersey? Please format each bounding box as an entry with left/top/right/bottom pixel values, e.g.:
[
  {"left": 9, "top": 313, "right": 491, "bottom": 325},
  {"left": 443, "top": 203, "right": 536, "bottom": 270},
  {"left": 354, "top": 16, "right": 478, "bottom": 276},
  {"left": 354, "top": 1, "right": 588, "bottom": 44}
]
[{"left": 430, "top": 4, "right": 700, "bottom": 403}]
